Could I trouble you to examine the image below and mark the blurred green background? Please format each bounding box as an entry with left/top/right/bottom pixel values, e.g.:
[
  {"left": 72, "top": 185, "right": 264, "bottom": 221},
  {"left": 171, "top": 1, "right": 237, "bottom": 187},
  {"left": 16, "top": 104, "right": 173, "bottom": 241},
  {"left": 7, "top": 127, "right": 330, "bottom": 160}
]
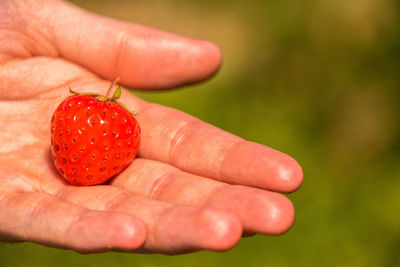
[{"left": 1, "top": 0, "right": 399, "bottom": 266}]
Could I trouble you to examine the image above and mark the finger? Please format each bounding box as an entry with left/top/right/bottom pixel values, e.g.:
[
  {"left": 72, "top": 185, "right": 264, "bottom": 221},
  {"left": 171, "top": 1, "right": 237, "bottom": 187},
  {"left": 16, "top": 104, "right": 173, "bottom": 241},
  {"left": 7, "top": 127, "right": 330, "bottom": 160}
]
[
  {"left": 30, "top": 0, "right": 221, "bottom": 89},
  {"left": 134, "top": 103, "right": 303, "bottom": 193},
  {"left": 57, "top": 185, "right": 242, "bottom": 253},
  {"left": 0, "top": 192, "right": 146, "bottom": 253},
  {"left": 112, "top": 158, "right": 295, "bottom": 235}
]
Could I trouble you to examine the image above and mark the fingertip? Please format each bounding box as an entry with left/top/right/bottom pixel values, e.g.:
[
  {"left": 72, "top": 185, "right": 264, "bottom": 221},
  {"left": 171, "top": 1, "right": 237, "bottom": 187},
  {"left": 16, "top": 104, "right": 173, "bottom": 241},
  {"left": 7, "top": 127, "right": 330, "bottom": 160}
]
[
  {"left": 196, "top": 208, "right": 242, "bottom": 251},
  {"left": 275, "top": 155, "right": 304, "bottom": 193},
  {"left": 165, "top": 39, "right": 222, "bottom": 88},
  {"left": 113, "top": 214, "right": 147, "bottom": 250},
  {"left": 196, "top": 40, "right": 222, "bottom": 78},
  {"left": 260, "top": 193, "right": 295, "bottom": 235},
  {"left": 206, "top": 185, "right": 296, "bottom": 235},
  {"left": 71, "top": 211, "right": 146, "bottom": 252},
  {"left": 118, "top": 38, "right": 222, "bottom": 89},
  {"left": 221, "top": 141, "right": 303, "bottom": 193}
]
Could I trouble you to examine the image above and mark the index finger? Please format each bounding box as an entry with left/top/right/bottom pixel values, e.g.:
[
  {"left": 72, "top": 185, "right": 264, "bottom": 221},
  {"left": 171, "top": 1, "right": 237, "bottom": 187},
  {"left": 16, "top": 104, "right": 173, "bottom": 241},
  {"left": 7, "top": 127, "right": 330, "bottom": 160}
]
[{"left": 27, "top": 0, "right": 221, "bottom": 89}]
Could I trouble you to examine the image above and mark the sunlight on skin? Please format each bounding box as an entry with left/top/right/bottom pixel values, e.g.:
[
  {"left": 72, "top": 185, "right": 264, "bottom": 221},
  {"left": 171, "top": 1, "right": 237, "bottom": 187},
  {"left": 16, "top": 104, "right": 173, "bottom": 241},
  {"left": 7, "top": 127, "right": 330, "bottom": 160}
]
[
  {"left": 0, "top": 129, "right": 40, "bottom": 153},
  {"left": 0, "top": 0, "right": 302, "bottom": 254}
]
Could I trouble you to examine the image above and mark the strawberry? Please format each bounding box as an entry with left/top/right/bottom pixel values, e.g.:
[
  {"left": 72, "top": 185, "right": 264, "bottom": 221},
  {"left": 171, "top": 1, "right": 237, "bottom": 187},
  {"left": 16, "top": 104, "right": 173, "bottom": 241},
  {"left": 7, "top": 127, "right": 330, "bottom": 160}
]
[{"left": 50, "top": 78, "right": 140, "bottom": 186}]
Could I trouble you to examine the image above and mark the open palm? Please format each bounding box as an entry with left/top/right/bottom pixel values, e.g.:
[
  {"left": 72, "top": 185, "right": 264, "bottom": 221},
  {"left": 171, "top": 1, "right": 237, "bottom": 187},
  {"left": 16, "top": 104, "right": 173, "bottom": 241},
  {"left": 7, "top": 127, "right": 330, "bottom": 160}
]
[{"left": 0, "top": 0, "right": 302, "bottom": 254}]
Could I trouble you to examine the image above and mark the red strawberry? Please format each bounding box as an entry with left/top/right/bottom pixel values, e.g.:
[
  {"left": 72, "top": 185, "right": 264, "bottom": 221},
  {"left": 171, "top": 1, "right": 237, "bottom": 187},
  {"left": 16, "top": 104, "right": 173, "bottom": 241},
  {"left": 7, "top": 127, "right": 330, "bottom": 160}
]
[{"left": 50, "top": 78, "right": 140, "bottom": 186}]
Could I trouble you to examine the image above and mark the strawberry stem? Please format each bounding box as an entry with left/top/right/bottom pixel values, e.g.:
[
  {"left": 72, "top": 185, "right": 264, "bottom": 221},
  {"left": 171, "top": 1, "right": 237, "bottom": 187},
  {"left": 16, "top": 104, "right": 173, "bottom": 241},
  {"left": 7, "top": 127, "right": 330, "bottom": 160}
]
[
  {"left": 106, "top": 77, "right": 121, "bottom": 99},
  {"left": 69, "top": 87, "right": 79, "bottom": 95},
  {"left": 68, "top": 77, "right": 136, "bottom": 115}
]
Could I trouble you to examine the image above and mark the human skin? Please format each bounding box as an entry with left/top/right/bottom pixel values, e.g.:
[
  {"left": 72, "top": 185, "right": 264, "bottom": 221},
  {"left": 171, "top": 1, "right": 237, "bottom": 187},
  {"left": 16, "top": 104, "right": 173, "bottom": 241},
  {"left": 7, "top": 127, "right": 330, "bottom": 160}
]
[{"left": 0, "top": 0, "right": 303, "bottom": 254}]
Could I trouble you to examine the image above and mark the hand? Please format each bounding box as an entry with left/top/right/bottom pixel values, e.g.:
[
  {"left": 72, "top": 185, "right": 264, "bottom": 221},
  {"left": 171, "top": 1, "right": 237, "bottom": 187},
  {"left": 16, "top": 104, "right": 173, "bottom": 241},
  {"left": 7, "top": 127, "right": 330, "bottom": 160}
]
[{"left": 0, "top": 0, "right": 302, "bottom": 254}]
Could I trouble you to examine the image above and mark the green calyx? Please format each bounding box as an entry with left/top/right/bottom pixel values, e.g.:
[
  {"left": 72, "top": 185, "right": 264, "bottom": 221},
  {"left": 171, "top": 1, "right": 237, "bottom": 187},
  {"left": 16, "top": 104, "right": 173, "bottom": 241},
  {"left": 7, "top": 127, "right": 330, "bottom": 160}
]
[{"left": 69, "top": 77, "right": 136, "bottom": 115}]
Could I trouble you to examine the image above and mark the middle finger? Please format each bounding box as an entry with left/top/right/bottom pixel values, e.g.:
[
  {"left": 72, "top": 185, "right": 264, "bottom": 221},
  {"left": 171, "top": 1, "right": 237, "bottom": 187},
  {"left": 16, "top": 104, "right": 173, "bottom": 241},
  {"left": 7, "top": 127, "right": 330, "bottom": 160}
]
[{"left": 111, "top": 158, "right": 295, "bottom": 235}]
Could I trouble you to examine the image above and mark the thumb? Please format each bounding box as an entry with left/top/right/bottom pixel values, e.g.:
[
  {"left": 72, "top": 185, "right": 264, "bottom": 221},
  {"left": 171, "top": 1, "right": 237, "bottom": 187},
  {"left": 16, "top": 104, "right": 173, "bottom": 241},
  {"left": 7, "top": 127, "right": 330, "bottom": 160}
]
[{"left": 39, "top": 0, "right": 222, "bottom": 89}]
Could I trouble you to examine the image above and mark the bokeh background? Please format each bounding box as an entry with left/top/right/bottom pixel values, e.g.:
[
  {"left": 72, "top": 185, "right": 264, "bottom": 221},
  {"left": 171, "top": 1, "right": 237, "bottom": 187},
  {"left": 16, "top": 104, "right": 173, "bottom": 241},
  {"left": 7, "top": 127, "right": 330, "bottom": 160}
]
[{"left": 1, "top": 0, "right": 399, "bottom": 266}]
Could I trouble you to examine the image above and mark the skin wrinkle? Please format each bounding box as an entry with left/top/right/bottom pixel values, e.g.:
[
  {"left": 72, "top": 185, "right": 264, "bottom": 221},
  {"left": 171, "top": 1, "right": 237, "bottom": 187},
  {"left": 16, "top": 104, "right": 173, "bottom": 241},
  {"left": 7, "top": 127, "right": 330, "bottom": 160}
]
[
  {"left": 217, "top": 139, "right": 245, "bottom": 182},
  {"left": 24, "top": 16, "right": 58, "bottom": 57},
  {"left": 0, "top": 30, "right": 33, "bottom": 59},
  {"left": 28, "top": 5, "right": 60, "bottom": 57},
  {"left": 133, "top": 103, "right": 170, "bottom": 159},
  {"left": 29, "top": 0, "right": 78, "bottom": 59},
  {"left": 53, "top": 186, "right": 74, "bottom": 205},
  {"left": 64, "top": 208, "right": 87, "bottom": 249},
  {"left": 0, "top": 58, "right": 93, "bottom": 99},
  {"left": 21, "top": 193, "right": 52, "bottom": 241},
  {"left": 0, "top": 169, "right": 33, "bottom": 194},
  {"left": 113, "top": 28, "right": 129, "bottom": 80},
  {"left": 0, "top": 2, "right": 31, "bottom": 58},
  {"left": 121, "top": 160, "right": 174, "bottom": 200},
  {"left": 167, "top": 119, "right": 200, "bottom": 166},
  {"left": 3, "top": 0, "right": 56, "bottom": 58},
  {"left": 202, "top": 183, "right": 231, "bottom": 205},
  {"left": 103, "top": 191, "right": 133, "bottom": 211},
  {"left": 0, "top": 164, "right": 48, "bottom": 194},
  {"left": 148, "top": 169, "right": 174, "bottom": 199},
  {"left": 155, "top": 168, "right": 214, "bottom": 205},
  {"left": 0, "top": 193, "right": 20, "bottom": 240},
  {"left": 143, "top": 205, "right": 175, "bottom": 251},
  {"left": 48, "top": 2, "right": 86, "bottom": 63},
  {"left": 148, "top": 205, "right": 205, "bottom": 253}
]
